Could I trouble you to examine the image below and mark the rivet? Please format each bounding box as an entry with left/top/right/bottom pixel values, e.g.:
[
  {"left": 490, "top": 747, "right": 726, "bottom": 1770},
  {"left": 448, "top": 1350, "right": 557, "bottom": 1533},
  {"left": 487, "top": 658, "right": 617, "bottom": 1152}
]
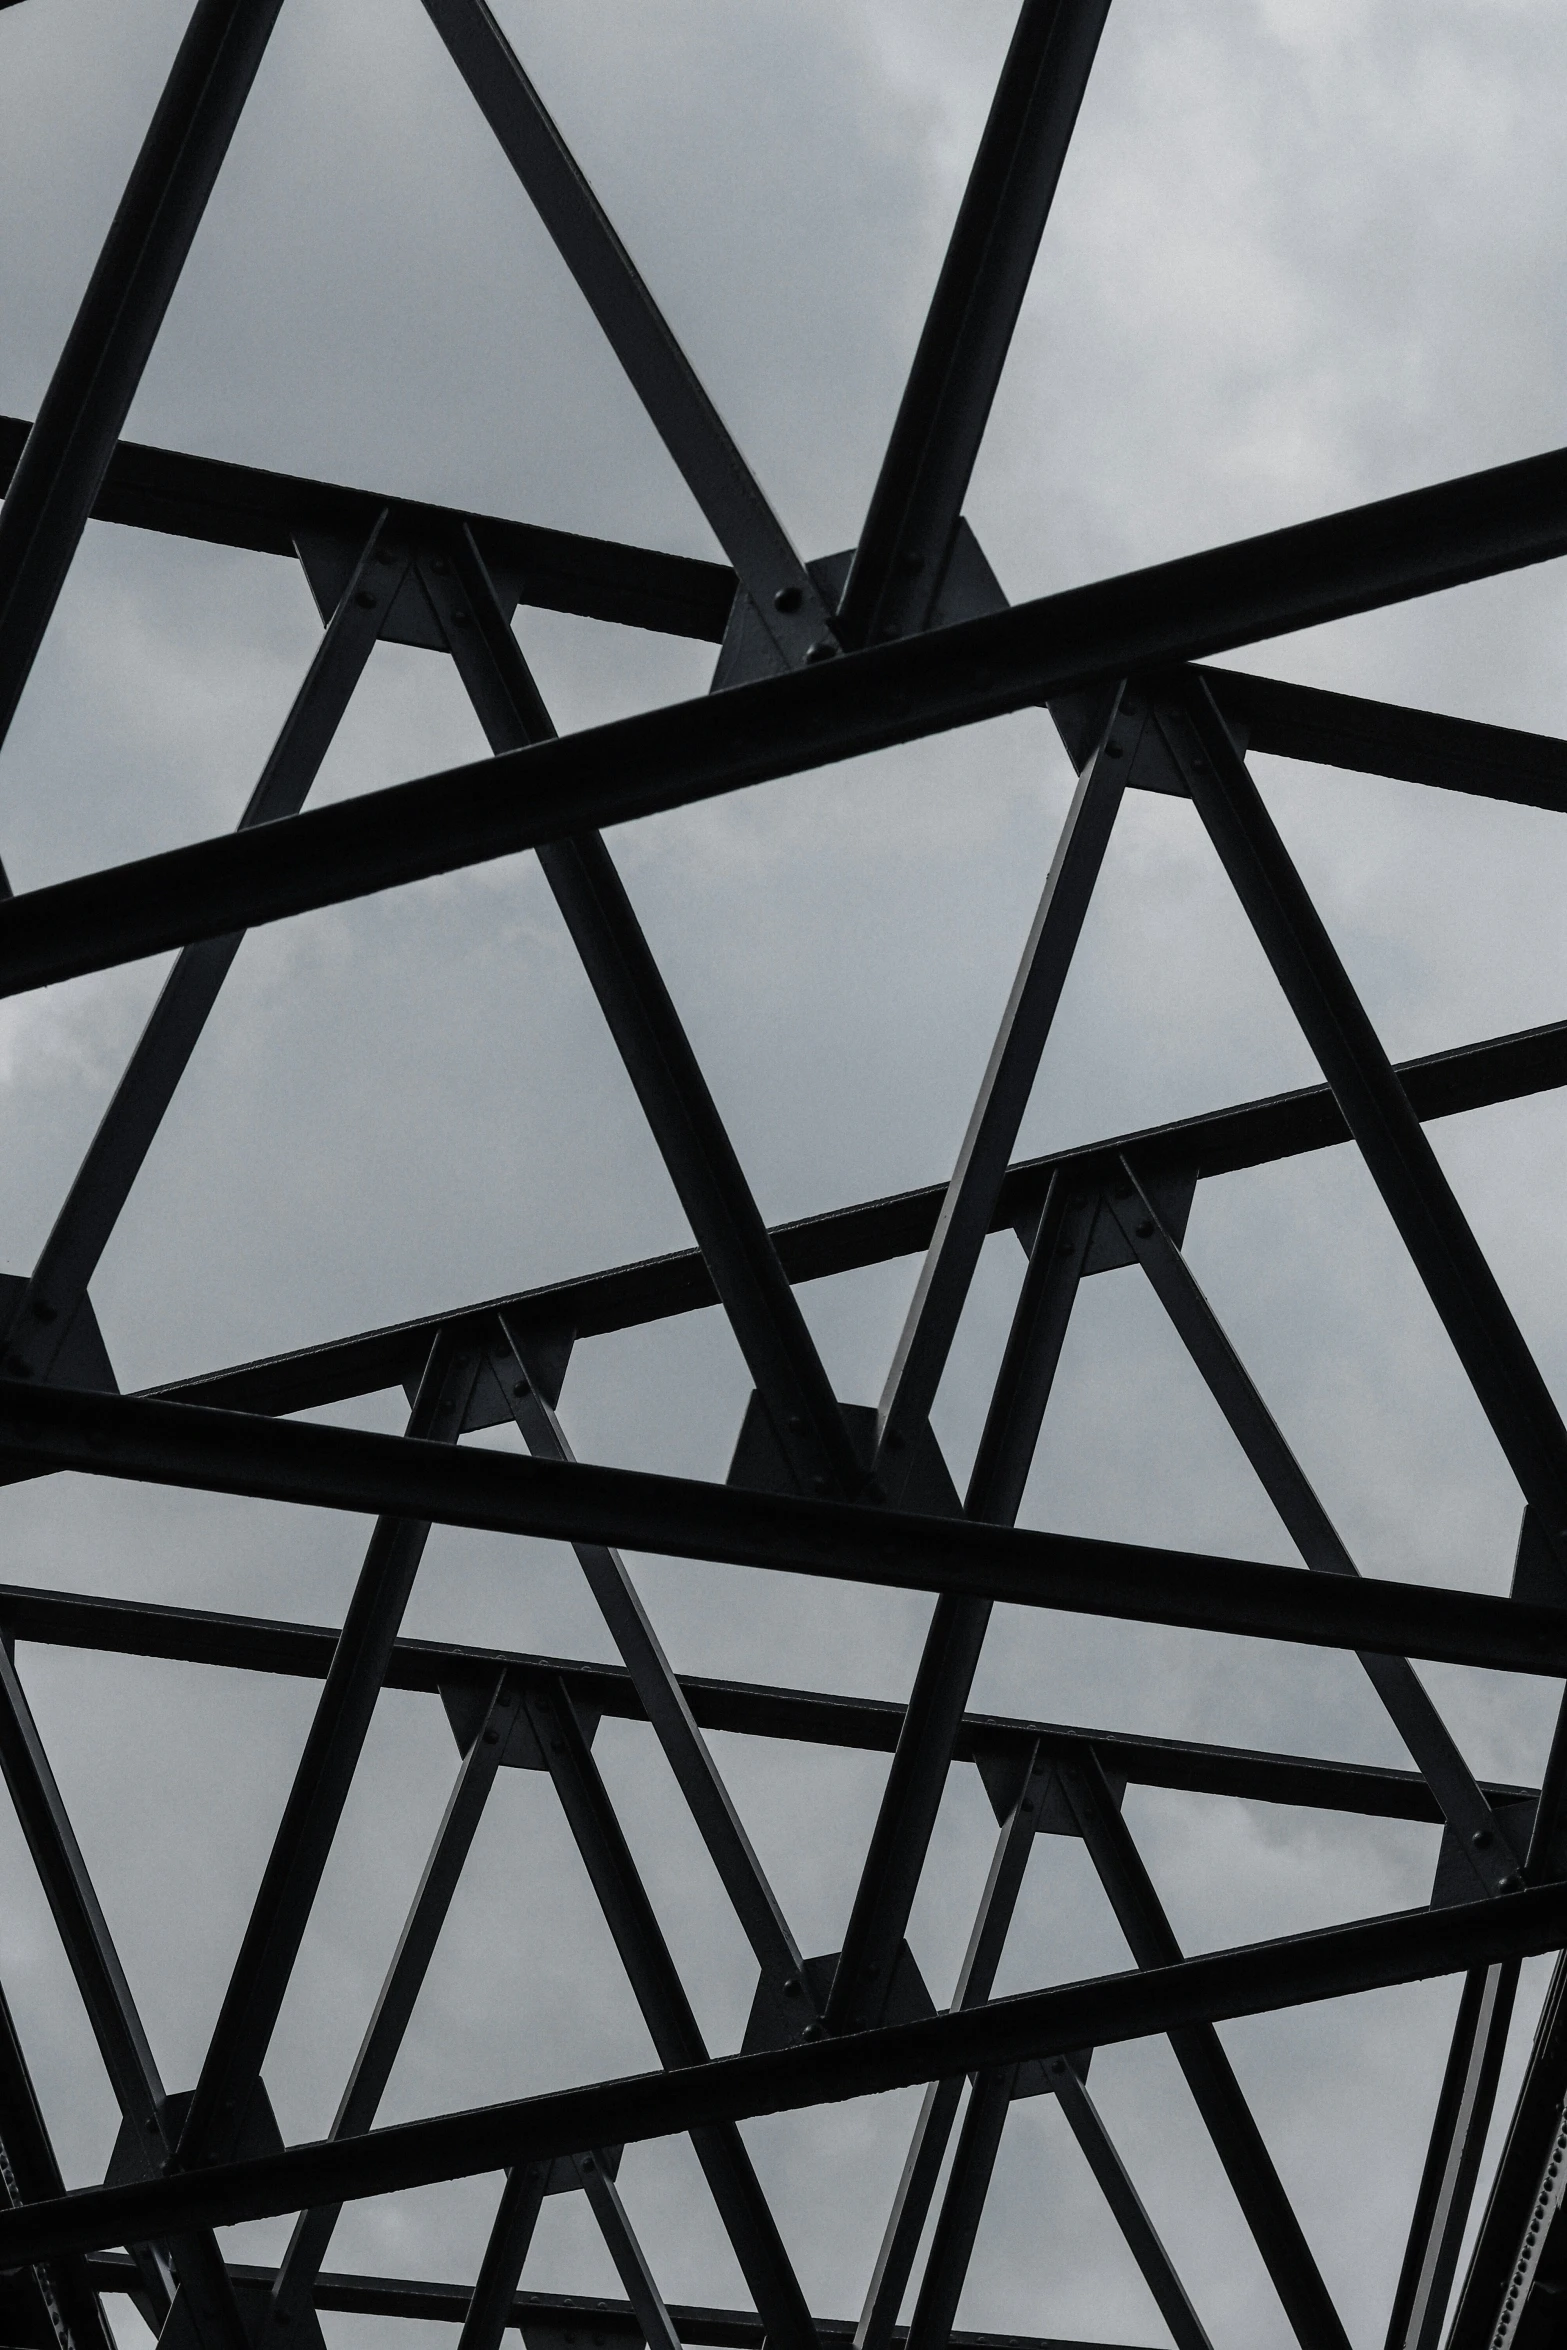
[
  {"left": 787, "top": 1414, "right": 805, "bottom": 1433},
  {"left": 773, "top": 586, "right": 802, "bottom": 614},
  {"left": 899, "top": 552, "right": 925, "bottom": 577},
  {"left": 813, "top": 1476, "right": 828, "bottom": 1494},
  {"left": 1501, "top": 1871, "right": 1523, "bottom": 1892},
  {"left": 484, "top": 1729, "right": 500, "bottom": 1745},
  {"left": 1472, "top": 1828, "right": 1493, "bottom": 1849},
  {"left": 783, "top": 1977, "right": 801, "bottom": 1998},
  {"left": 355, "top": 589, "right": 377, "bottom": 610},
  {"left": 1104, "top": 742, "right": 1123, "bottom": 759},
  {"left": 866, "top": 1480, "right": 886, "bottom": 1503},
  {"left": 432, "top": 557, "right": 450, "bottom": 576},
  {"left": 881, "top": 624, "right": 901, "bottom": 641},
  {"left": 1135, "top": 1220, "right": 1153, "bottom": 1239},
  {"left": 802, "top": 2022, "right": 825, "bottom": 2041},
  {"left": 805, "top": 639, "right": 838, "bottom": 664},
  {"left": 452, "top": 608, "right": 470, "bottom": 627}
]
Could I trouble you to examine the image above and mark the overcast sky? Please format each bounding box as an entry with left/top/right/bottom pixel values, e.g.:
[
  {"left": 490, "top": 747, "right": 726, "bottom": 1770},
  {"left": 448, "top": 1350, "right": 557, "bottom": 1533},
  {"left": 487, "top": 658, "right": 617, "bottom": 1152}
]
[{"left": 2, "top": 4, "right": 1567, "bottom": 2347}]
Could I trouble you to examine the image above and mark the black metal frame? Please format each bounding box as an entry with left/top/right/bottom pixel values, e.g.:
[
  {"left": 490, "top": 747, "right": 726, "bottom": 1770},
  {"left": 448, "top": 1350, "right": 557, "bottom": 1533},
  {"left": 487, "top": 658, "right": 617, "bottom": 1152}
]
[{"left": 0, "top": 3, "right": 1563, "bottom": 2346}]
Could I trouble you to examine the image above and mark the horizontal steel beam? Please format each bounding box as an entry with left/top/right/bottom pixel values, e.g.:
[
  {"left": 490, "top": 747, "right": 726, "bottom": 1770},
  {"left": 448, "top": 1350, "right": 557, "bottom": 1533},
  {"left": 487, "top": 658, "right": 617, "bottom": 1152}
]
[
  {"left": 0, "top": 415, "right": 734, "bottom": 643},
  {"left": 1203, "top": 668, "right": 1567, "bottom": 814},
  {"left": 161, "top": 1012, "right": 1567, "bottom": 1419},
  {"left": 81, "top": 2254, "right": 1147, "bottom": 2350},
  {"left": 4, "top": 442, "right": 1567, "bottom": 999},
  {"left": 0, "top": 1384, "right": 1563, "bottom": 1676},
  {"left": 0, "top": 1579, "right": 1531, "bottom": 1823},
  {"left": 9, "top": 1882, "right": 1567, "bottom": 2264}
]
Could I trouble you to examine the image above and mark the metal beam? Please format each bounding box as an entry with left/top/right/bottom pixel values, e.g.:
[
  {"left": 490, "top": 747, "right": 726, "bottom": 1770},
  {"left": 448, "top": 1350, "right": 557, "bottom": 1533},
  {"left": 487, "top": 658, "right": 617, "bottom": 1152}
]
[
  {"left": 0, "top": 1576, "right": 1531, "bottom": 1824},
  {"left": 7, "top": 1882, "right": 1567, "bottom": 2266},
  {"left": 0, "top": 1645, "right": 247, "bottom": 2350},
  {"left": 856, "top": 1750, "right": 1050, "bottom": 2350},
  {"left": 261, "top": 1678, "right": 518, "bottom": 2343},
  {"left": 419, "top": 0, "right": 831, "bottom": 667},
  {"left": 1056, "top": 1748, "right": 1348, "bottom": 2350},
  {"left": 493, "top": 1321, "right": 806, "bottom": 1999},
  {"left": 826, "top": 1180, "right": 1095, "bottom": 2035},
  {"left": 0, "top": 415, "right": 735, "bottom": 642},
  {"left": 84, "top": 2251, "right": 1156, "bottom": 2350},
  {"left": 1200, "top": 667, "right": 1567, "bottom": 814},
  {"left": 8, "top": 438, "right": 1567, "bottom": 997},
  {"left": 1106, "top": 1170, "right": 1519, "bottom": 1894},
  {"left": 0, "top": 1972, "right": 118, "bottom": 2350},
  {"left": 1447, "top": 1955, "right": 1567, "bottom": 2350},
  {"left": 1051, "top": 2066, "right": 1214, "bottom": 2350},
  {"left": 432, "top": 530, "right": 857, "bottom": 1497},
  {"left": 1161, "top": 677, "right": 1567, "bottom": 1554},
  {"left": 1383, "top": 1961, "right": 1517, "bottom": 2350},
  {"left": 576, "top": 2156, "right": 683, "bottom": 2350},
  {"left": 456, "top": 2165, "right": 548, "bottom": 2350},
  {"left": 0, "top": 0, "right": 285, "bottom": 756},
  {"left": 0, "top": 1380, "right": 1564, "bottom": 1676},
  {"left": 1, "top": 511, "right": 397, "bottom": 1384},
  {"left": 837, "top": 0, "right": 1110, "bottom": 646},
  {"left": 170, "top": 1338, "right": 482, "bottom": 2180},
  {"left": 158, "top": 1010, "right": 1567, "bottom": 1420},
  {"left": 875, "top": 694, "right": 1132, "bottom": 1478},
  {"left": 523, "top": 1679, "right": 818, "bottom": 2350}
]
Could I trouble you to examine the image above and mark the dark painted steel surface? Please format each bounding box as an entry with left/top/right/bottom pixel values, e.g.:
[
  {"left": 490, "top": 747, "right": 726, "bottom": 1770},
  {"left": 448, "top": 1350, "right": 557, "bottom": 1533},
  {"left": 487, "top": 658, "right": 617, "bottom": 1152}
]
[
  {"left": 3, "top": 1379, "right": 1567, "bottom": 1673},
  {"left": 0, "top": 0, "right": 285, "bottom": 756},
  {"left": 8, "top": 441, "right": 1567, "bottom": 999},
  {"left": 158, "top": 1011, "right": 1567, "bottom": 1418},
  {"left": 1, "top": 19, "right": 1562, "bottom": 2350},
  {"left": 420, "top": 0, "right": 829, "bottom": 667},
  {"left": 524, "top": 1681, "right": 819, "bottom": 2350},
  {"left": 1058, "top": 1749, "right": 1349, "bottom": 2350},
  {"left": 838, "top": 0, "right": 1110, "bottom": 645},
  {"left": 0, "top": 415, "right": 735, "bottom": 641},
  {"left": 8, "top": 1885, "right": 1567, "bottom": 2268}
]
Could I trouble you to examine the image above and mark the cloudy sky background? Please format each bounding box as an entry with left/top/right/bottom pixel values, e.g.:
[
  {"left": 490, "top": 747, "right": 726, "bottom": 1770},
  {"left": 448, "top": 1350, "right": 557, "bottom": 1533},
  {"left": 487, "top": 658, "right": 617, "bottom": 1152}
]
[{"left": 1, "top": 2, "right": 1567, "bottom": 2345}]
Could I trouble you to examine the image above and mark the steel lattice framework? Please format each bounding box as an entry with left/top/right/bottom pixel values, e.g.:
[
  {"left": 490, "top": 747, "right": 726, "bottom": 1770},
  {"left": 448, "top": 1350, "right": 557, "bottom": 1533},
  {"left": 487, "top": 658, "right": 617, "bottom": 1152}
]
[{"left": 0, "top": 5, "right": 1566, "bottom": 2350}]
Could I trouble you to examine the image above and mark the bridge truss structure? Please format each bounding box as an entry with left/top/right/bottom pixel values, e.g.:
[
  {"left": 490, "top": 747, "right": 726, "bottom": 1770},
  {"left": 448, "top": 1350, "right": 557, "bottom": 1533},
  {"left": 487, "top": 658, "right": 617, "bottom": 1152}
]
[{"left": 0, "top": 5, "right": 1566, "bottom": 2350}]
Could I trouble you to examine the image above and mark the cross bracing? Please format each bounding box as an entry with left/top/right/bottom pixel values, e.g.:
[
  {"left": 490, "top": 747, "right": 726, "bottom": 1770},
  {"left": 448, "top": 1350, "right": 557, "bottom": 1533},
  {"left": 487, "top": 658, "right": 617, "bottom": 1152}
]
[{"left": 0, "top": 6, "right": 1565, "bottom": 2350}]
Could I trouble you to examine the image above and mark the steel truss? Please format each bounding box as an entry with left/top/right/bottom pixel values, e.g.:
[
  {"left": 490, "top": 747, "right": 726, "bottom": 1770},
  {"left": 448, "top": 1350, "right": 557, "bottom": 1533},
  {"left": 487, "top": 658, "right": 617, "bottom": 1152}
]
[{"left": 0, "top": 3, "right": 1563, "bottom": 2348}]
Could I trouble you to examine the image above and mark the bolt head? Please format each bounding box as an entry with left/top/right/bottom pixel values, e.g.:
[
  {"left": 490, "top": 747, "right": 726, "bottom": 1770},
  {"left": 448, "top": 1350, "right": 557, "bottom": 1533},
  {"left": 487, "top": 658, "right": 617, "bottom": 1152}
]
[{"left": 773, "top": 585, "right": 803, "bottom": 614}]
